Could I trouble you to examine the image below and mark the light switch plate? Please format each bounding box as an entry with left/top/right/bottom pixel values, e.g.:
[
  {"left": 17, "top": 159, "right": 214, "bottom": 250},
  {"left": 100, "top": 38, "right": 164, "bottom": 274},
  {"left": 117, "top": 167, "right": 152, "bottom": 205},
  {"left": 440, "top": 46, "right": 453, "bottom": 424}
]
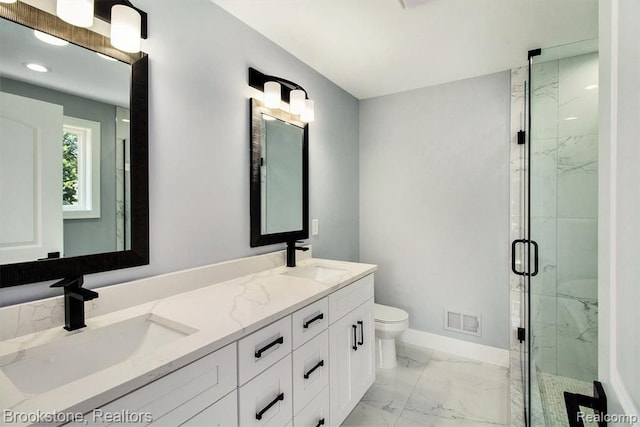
[{"left": 312, "top": 219, "right": 319, "bottom": 236}]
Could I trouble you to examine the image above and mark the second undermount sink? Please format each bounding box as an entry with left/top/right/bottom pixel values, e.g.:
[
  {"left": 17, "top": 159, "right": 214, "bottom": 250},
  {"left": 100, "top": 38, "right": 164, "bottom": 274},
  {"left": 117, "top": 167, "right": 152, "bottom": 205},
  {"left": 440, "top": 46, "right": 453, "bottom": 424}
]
[
  {"left": 0, "top": 314, "right": 197, "bottom": 396},
  {"left": 283, "top": 264, "right": 349, "bottom": 282}
]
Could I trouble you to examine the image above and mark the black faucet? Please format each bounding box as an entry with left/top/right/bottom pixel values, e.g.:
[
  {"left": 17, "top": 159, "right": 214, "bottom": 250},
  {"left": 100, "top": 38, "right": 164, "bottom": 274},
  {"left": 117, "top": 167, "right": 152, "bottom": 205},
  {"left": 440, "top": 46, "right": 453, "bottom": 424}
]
[
  {"left": 286, "top": 240, "right": 309, "bottom": 267},
  {"left": 50, "top": 276, "right": 99, "bottom": 331}
]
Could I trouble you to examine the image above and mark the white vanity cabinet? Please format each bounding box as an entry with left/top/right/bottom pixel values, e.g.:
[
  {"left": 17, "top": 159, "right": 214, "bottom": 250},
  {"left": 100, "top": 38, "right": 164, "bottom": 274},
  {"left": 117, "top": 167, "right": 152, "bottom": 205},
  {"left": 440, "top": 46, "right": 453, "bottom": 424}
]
[
  {"left": 61, "top": 272, "right": 375, "bottom": 427},
  {"left": 328, "top": 275, "right": 375, "bottom": 426},
  {"left": 68, "top": 343, "right": 238, "bottom": 426}
]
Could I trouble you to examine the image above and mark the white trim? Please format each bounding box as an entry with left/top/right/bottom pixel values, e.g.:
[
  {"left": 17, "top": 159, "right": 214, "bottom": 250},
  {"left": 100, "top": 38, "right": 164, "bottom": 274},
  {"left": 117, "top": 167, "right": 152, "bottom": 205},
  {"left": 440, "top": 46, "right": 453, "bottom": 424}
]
[
  {"left": 398, "top": 328, "right": 509, "bottom": 368},
  {"left": 612, "top": 368, "right": 640, "bottom": 426}
]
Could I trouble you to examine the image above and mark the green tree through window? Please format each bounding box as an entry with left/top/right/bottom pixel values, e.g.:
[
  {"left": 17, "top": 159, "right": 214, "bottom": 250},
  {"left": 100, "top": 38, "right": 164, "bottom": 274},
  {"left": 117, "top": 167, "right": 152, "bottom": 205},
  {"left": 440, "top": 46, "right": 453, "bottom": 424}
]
[{"left": 62, "top": 131, "right": 78, "bottom": 205}]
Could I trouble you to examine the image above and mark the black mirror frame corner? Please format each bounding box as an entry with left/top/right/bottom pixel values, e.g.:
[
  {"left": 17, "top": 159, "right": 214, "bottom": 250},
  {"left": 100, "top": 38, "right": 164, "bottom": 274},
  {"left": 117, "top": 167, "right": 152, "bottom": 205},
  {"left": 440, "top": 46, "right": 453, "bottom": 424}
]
[
  {"left": 0, "top": 4, "right": 149, "bottom": 288},
  {"left": 249, "top": 98, "right": 309, "bottom": 248}
]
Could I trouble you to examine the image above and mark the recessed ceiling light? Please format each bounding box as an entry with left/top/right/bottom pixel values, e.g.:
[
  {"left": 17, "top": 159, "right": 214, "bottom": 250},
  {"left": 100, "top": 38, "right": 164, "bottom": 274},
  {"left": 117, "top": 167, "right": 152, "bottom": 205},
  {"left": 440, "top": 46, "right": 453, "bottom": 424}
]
[
  {"left": 563, "top": 116, "right": 578, "bottom": 121},
  {"left": 25, "top": 63, "right": 50, "bottom": 73},
  {"left": 34, "top": 30, "right": 68, "bottom": 46},
  {"left": 96, "top": 52, "right": 117, "bottom": 61},
  {"left": 585, "top": 84, "right": 598, "bottom": 90}
]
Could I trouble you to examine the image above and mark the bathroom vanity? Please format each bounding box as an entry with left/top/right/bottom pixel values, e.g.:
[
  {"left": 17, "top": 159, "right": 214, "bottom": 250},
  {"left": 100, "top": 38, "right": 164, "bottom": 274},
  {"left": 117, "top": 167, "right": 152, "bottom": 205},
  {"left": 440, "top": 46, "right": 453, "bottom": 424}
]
[{"left": 0, "top": 254, "right": 376, "bottom": 426}]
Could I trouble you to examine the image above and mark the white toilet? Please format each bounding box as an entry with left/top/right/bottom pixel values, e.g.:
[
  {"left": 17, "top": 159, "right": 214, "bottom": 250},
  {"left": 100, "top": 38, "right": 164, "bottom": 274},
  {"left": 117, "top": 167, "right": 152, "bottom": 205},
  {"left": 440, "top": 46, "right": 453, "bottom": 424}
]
[{"left": 374, "top": 303, "right": 409, "bottom": 369}]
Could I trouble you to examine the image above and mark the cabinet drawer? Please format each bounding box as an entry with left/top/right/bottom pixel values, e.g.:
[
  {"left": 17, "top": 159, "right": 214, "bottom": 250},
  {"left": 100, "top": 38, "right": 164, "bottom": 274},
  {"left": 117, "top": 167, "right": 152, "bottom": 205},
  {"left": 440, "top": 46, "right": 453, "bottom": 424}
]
[
  {"left": 292, "top": 330, "right": 329, "bottom": 415},
  {"left": 181, "top": 389, "right": 237, "bottom": 427},
  {"left": 239, "top": 315, "right": 292, "bottom": 385},
  {"left": 239, "top": 353, "right": 293, "bottom": 427},
  {"left": 96, "top": 343, "right": 236, "bottom": 425},
  {"left": 293, "top": 386, "right": 329, "bottom": 427},
  {"left": 292, "top": 297, "right": 328, "bottom": 349},
  {"left": 328, "top": 274, "right": 374, "bottom": 324}
]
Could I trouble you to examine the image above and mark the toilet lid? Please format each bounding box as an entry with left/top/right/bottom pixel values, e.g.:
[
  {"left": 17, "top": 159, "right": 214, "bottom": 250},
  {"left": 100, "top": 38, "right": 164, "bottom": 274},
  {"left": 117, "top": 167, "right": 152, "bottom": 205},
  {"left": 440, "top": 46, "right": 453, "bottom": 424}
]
[{"left": 374, "top": 303, "right": 409, "bottom": 323}]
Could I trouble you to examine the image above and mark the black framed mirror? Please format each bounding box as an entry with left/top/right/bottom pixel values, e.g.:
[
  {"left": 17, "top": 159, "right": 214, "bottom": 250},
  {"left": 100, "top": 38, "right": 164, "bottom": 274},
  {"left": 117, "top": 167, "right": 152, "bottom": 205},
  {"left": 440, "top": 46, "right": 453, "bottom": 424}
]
[
  {"left": 0, "top": 2, "right": 149, "bottom": 287},
  {"left": 250, "top": 98, "right": 309, "bottom": 247}
]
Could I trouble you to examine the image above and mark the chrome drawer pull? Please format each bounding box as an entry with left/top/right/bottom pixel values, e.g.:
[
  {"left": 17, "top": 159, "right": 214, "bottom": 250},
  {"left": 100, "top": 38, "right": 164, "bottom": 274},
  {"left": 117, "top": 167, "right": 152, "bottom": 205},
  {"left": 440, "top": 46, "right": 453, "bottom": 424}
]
[
  {"left": 255, "top": 392, "right": 284, "bottom": 420},
  {"left": 255, "top": 336, "right": 284, "bottom": 358},
  {"left": 303, "top": 313, "right": 324, "bottom": 329},
  {"left": 303, "top": 360, "right": 325, "bottom": 379}
]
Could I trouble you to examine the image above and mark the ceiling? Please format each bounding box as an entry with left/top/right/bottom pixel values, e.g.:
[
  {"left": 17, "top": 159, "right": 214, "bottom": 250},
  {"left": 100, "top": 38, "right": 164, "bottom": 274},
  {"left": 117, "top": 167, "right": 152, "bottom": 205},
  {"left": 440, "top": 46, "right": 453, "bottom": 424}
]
[{"left": 212, "top": 0, "right": 598, "bottom": 99}]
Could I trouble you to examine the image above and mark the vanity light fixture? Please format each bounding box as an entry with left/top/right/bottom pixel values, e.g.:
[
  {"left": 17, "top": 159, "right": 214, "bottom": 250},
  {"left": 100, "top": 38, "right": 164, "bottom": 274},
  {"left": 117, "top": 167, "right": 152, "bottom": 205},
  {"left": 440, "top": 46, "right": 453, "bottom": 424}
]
[
  {"left": 110, "top": 4, "right": 142, "bottom": 53},
  {"left": 249, "top": 68, "right": 315, "bottom": 123},
  {"left": 264, "top": 81, "right": 282, "bottom": 109},
  {"left": 289, "top": 89, "right": 306, "bottom": 115},
  {"left": 0, "top": 0, "right": 17, "bottom": 3},
  {"left": 57, "top": 0, "right": 95, "bottom": 28},
  {"left": 34, "top": 30, "right": 69, "bottom": 46},
  {"left": 300, "top": 100, "right": 315, "bottom": 123}
]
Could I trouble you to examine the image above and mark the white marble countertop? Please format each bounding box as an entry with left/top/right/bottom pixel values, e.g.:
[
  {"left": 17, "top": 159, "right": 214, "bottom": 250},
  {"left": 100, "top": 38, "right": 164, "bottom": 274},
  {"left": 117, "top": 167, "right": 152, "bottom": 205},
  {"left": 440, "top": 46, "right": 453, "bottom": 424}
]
[{"left": 0, "top": 257, "right": 376, "bottom": 425}]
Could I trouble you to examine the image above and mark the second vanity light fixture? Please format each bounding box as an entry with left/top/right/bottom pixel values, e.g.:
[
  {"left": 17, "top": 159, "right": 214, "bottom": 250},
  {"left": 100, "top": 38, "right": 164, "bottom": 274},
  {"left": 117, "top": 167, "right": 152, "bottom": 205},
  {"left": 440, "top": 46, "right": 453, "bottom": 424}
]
[
  {"left": 249, "top": 67, "right": 315, "bottom": 123},
  {"left": 46, "top": 0, "right": 147, "bottom": 53}
]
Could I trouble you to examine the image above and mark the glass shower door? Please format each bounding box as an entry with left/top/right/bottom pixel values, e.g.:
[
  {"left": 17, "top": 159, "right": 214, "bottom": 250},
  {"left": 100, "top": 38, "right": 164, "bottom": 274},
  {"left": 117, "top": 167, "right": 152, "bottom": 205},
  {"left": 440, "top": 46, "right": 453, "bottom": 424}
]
[{"left": 527, "top": 39, "right": 599, "bottom": 426}]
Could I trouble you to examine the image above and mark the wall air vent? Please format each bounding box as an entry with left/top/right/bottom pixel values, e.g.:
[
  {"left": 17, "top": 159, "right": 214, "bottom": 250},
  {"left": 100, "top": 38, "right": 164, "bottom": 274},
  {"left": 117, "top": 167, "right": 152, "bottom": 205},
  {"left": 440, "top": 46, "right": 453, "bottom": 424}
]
[{"left": 444, "top": 309, "right": 481, "bottom": 337}]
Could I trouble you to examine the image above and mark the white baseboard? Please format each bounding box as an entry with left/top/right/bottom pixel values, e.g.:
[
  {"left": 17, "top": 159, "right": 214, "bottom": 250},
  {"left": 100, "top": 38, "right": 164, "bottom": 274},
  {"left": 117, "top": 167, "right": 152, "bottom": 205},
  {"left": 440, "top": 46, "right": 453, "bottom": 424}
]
[{"left": 398, "top": 328, "right": 510, "bottom": 368}]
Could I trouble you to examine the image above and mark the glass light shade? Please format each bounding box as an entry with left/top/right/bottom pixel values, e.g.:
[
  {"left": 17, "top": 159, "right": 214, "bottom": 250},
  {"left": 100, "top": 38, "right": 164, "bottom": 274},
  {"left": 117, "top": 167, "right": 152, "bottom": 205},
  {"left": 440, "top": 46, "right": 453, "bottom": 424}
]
[
  {"left": 56, "top": 0, "right": 94, "bottom": 28},
  {"left": 110, "top": 5, "right": 141, "bottom": 53},
  {"left": 0, "top": 0, "right": 18, "bottom": 3},
  {"left": 300, "top": 99, "right": 315, "bottom": 123},
  {"left": 264, "top": 81, "right": 281, "bottom": 109},
  {"left": 289, "top": 89, "right": 306, "bottom": 115}
]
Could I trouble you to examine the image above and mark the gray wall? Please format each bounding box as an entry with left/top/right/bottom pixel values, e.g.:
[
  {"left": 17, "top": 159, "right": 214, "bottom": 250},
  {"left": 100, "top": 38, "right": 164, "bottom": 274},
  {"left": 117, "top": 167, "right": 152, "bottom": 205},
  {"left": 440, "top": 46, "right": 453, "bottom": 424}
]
[
  {"left": 359, "top": 72, "right": 511, "bottom": 349},
  {"left": 0, "top": 77, "right": 118, "bottom": 257},
  {"left": 0, "top": 0, "right": 360, "bottom": 305}
]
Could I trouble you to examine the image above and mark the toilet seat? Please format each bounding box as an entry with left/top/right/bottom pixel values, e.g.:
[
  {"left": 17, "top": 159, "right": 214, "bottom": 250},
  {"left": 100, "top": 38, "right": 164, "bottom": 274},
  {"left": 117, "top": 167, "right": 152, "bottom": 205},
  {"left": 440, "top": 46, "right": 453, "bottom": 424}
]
[{"left": 374, "top": 303, "right": 409, "bottom": 324}]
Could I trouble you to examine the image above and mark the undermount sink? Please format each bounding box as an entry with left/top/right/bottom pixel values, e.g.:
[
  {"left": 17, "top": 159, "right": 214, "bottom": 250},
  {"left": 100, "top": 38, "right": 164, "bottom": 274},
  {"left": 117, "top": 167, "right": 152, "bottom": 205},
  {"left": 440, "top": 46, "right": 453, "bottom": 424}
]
[
  {"left": 283, "top": 264, "right": 349, "bottom": 281},
  {"left": 0, "top": 314, "right": 197, "bottom": 395}
]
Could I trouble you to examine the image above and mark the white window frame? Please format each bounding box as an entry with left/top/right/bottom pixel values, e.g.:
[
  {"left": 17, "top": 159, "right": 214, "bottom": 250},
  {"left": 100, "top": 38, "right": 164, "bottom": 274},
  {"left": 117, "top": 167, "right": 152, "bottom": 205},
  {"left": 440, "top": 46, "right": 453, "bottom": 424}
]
[{"left": 62, "top": 116, "right": 101, "bottom": 219}]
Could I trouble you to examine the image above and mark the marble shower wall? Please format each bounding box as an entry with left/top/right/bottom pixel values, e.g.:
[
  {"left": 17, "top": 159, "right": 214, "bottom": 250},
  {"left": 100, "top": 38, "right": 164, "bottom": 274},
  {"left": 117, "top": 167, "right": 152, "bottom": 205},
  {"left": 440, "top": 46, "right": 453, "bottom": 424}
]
[
  {"left": 529, "top": 52, "right": 599, "bottom": 382},
  {"left": 509, "top": 66, "right": 527, "bottom": 427}
]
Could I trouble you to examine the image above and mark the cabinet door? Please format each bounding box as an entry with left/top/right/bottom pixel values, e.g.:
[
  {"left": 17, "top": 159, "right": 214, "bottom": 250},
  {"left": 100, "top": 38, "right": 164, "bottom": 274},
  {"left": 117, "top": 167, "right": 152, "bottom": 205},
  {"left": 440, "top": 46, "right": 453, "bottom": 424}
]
[
  {"left": 352, "top": 298, "right": 375, "bottom": 399},
  {"left": 328, "top": 298, "right": 375, "bottom": 426},
  {"left": 181, "top": 389, "right": 237, "bottom": 427},
  {"left": 328, "top": 307, "right": 360, "bottom": 425}
]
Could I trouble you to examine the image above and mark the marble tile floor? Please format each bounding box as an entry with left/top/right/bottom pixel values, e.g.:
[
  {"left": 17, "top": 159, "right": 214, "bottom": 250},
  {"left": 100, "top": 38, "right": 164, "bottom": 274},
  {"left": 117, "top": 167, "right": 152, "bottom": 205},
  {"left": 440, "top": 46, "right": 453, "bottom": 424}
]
[{"left": 342, "top": 342, "right": 510, "bottom": 426}]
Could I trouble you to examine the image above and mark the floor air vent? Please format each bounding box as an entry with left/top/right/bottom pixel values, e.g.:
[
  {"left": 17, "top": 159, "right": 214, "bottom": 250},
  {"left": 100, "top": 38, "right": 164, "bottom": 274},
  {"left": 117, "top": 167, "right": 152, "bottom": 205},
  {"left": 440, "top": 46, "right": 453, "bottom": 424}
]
[{"left": 444, "top": 310, "right": 481, "bottom": 337}]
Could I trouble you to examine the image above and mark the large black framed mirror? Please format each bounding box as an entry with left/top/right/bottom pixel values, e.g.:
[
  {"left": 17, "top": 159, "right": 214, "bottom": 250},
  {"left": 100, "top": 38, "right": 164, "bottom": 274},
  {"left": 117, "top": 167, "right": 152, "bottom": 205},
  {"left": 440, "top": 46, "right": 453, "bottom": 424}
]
[
  {"left": 250, "top": 98, "right": 309, "bottom": 247},
  {"left": 0, "top": 2, "right": 149, "bottom": 287}
]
